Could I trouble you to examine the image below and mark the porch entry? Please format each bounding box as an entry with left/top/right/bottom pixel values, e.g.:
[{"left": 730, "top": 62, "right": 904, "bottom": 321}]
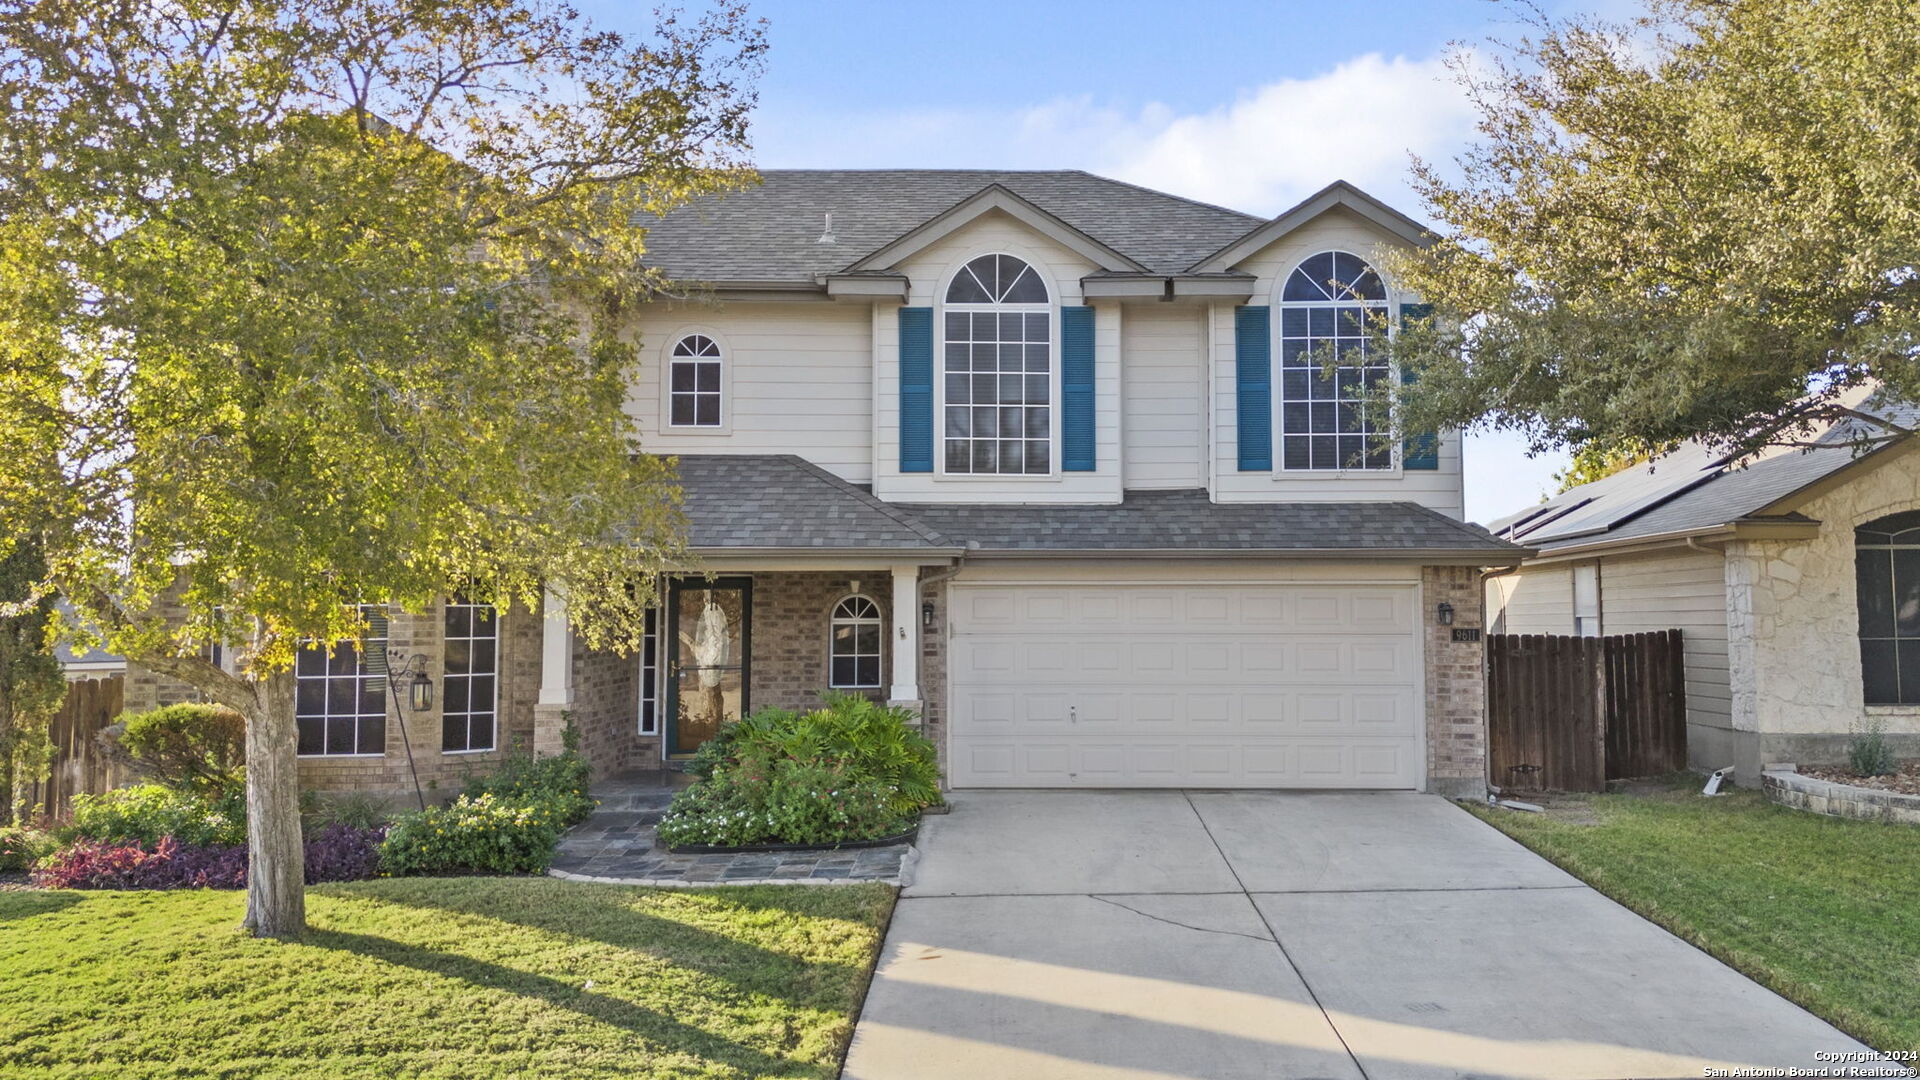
[{"left": 665, "top": 577, "right": 752, "bottom": 757}]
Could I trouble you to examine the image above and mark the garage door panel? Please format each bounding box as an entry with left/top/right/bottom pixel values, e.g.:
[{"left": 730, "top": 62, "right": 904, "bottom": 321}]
[
  {"left": 950, "top": 736, "right": 1421, "bottom": 788},
  {"left": 949, "top": 583, "right": 1422, "bottom": 789}
]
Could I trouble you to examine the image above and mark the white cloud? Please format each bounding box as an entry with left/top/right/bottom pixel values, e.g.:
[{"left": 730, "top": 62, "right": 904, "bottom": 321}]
[
  {"left": 1018, "top": 52, "right": 1480, "bottom": 216},
  {"left": 754, "top": 52, "right": 1480, "bottom": 219}
]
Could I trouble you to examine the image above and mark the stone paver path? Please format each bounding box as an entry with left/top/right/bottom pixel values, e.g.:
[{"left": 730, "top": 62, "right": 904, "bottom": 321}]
[{"left": 547, "top": 773, "right": 912, "bottom": 886}]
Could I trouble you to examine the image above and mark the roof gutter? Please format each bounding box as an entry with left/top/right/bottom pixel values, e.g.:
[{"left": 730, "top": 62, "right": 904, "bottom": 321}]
[
  {"left": 956, "top": 545, "right": 1534, "bottom": 565},
  {"left": 1079, "top": 274, "right": 1257, "bottom": 302}
]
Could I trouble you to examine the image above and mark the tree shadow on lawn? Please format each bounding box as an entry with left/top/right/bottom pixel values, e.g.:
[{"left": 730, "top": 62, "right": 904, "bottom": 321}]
[
  {"left": 307, "top": 927, "right": 826, "bottom": 1078},
  {"left": 0, "top": 890, "right": 86, "bottom": 922},
  {"left": 311, "top": 879, "right": 884, "bottom": 1008}
]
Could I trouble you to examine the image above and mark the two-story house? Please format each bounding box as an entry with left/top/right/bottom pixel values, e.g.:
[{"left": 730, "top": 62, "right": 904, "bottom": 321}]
[{"left": 126, "top": 171, "right": 1524, "bottom": 798}]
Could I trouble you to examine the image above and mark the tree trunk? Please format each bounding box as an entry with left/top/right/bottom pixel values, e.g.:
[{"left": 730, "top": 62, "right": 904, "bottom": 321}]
[{"left": 242, "top": 669, "right": 305, "bottom": 938}]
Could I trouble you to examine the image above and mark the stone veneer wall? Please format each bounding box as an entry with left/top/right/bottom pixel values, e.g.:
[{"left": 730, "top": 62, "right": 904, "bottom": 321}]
[
  {"left": 1724, "top": 447, "right": 1920, "bottom": 776},
  {"left": 124, "top": 600, "right": 540, "bottom": 799},
  {"left": 1423, "top": 565, "right": 1488, "bottom": 798},
  {"left": 918, "top": 569, "right": 948, "bottom": 773}
]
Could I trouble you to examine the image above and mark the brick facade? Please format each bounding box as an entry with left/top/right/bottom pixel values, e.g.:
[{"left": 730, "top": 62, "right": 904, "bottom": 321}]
[
  {"left": 124, "top": 600, "right": 541, "bottom": 800},
  {"left": 1423, "top": 565, "right": 1488, "bottom": 797}
]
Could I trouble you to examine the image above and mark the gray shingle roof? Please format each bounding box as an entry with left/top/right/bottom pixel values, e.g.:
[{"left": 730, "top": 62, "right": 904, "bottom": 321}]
[
  {"left": 899, "top": 489, "right": 1523, "bottom": 556},
  {"left": 1494, "top": 397, "right": 1920, "bottom": 553},
  {"left": 670, "top": 456, "right": 1525, "bottom": 558},
  {"left": 674, "top": 455, "right": 956, "bottom": 552},
  {"left": 638, "top": 170, "right": 1265, "bottom": 283}
]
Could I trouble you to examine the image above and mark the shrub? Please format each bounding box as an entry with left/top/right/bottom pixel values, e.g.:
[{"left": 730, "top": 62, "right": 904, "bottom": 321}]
[
  {"left": 656, "top": 750, "right": 915, "bottom": 849},
  {"left": 379, "top": 793, "right": 564, "bottom": 876},
  {"left": 69, "top": 783, "right": 246, "bottom": 848},
  {"left": 1848, "top": 716, "right": 1897, "bottom": 777},
  {"left": 696, "top": 694, "right": 940, "bottom": 814},
  {"left": 0, "top": 826, "right": 56, "bottom": 872},
  {"left": 111, "top": 703, "right": 246, "bottom": 797},
  {"left": 306, "top": 791, "right": 396, "bottom": 832},
  {"left": 31, "top": 826, "right": 383, "bottom": 890},
  {"left": 462, "top": 749, "right": 595, "bottom": 827}
]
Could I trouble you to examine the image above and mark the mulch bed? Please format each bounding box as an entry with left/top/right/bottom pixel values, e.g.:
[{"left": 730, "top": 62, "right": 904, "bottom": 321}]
[{"left": 1802, "top": 759, "right": 1920, "bottom": 796}]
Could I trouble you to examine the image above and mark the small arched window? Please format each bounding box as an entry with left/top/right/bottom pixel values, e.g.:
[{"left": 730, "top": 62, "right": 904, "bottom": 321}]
[
  {"left": 829, "top": 595, "right": 883, "bottom": 689},
  {"left": 1855, "top": 510, "right": 1920, "bottom": 704},
  {"left": 669, "top": 333, "right": 723, "bottom": 427},
  {"left": 1278, "top": 251, "right": 1392, "bottom": 471},
  {"left": 943, "top": 253, "right": 1051, "bottom": 476}
]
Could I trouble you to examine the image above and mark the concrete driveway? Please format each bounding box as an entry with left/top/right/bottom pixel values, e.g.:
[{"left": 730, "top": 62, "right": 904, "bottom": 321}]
[{"left": 843, "top": 791, "right": 1882, "bottom": 1080}]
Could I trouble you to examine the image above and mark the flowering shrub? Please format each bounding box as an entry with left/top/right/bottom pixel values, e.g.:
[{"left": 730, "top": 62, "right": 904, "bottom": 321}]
[
  {"left": 379, "top": 793, "right": 564, "bottom": 876},
  {"left": 30, "top": 826, "right": 385, "bottom": 890},
  {"left": 462, "top": 748, "right": 595, "bottom": 827},
  {"left": 0, "top": 826, "right": 56, "bottom": 872},
  {"left": 656, "top": 752, "right": 914, "bottom": 849},
  {"left": 68, "top": 783, "right": 246, "bottom": 848}
]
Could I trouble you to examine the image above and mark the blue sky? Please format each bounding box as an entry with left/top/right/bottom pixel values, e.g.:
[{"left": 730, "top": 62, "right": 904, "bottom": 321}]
[{"left": 583, "top": 0, "right": 1601, "bottom": 523}]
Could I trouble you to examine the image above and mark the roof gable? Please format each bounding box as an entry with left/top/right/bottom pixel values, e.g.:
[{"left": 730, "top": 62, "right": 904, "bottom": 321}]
[
  {"left": 635, "top": 170, "right": 1264, "bottom": 285},
  {"left": 842, "top": 184, "right": 1147, "bottom": 275},
  {"left": 1188, "top": 180, "right": 1432, "bottom": 274}
]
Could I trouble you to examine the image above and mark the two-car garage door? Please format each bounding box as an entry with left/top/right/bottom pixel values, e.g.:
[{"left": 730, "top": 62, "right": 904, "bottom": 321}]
[{"left": 947, "top": 582, "right": 1422, "bottom": 789}]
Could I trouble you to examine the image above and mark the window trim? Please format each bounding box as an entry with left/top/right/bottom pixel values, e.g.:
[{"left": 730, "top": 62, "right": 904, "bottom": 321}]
[
  {"left": 826, "top": 594, "right": 885, "bottom": 690},
  {"left": 637, "top": 604, "right": 660, "bottom": 736},
  {"left": 441, "top": 597, "right": 499, "bottom": 755},
  {"left": 1855, "top": 510, "right": 1920, "bottom": 705},
  {"left": 294, "top": 604, "right": 390, "bottom": 759},
  {"left": 659, "top": 327, "right": 733, "bottom": 436},
  {"left": 934, "top": 250, "right": 1061, "bottom": 481},
  {"left": 1272, "top": 249, "right": 1402, "bottom": 478}
]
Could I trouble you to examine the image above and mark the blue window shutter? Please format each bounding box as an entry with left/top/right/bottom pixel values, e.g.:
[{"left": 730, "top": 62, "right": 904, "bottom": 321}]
[
  {"left": 1061, "top": 305, "right": 1096, "bottom": 471},
  {"left": 899, "top": 307, "right": 933, "bottom": 473},
  {"left": 1234, "top": 306, "right": 1272, "bottom": 471},
  {"left": 1398, "top": 302, "right": 1439, "bottom": 470}
]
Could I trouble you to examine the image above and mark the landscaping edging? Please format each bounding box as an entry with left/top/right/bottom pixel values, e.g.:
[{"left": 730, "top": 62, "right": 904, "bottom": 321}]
[
  {"left": 665, "top": 822, "right": 919, "bottom": 855},
  {"left": 1762, "top": 766, "right": 1920, "bottom": 825}
]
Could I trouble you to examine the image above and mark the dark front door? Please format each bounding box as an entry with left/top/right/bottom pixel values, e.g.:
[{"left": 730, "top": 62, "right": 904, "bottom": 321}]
[{"left": 665, "top": 577, "right": 751, "bottom": 756}]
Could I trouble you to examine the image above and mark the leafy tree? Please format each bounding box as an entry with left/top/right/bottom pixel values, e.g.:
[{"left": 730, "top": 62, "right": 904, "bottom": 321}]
[
  {"left": 0, "top": 0, "right": 764, "bottom": 936},
  {"left": 0, "top": 540, "right": 65, "bottom": 825},
  {"left": 1387, "top": 0, "right": 1920, "bottom": 459}
]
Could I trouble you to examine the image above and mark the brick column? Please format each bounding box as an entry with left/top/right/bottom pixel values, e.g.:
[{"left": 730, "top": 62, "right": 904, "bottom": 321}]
[{"left": 1423, "top": 565, "right": 1488, "bottom": 798}]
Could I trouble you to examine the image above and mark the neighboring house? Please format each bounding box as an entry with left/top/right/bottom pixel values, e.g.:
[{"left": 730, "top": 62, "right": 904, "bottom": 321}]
[
  {"left": 54, "top": 599, "right": 124, "bottom": 680},
  {"left": 127, "top": 170, "right": 1524, "bottom": 798},
  {"left": 1486, "top": 391, "right": 1920, "bottom": 780}
]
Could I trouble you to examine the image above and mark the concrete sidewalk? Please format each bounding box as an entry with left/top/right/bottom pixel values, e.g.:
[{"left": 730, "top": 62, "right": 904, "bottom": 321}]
[{"left": 844, "top": 791, "right": 1884, "bottom": 1080}]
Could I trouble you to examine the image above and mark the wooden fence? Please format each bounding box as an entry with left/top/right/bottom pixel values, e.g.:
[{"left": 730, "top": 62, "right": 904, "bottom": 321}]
[
  {"left": 1486, "top": 631, "right": 1687, "bottom": 793},
  {"left": 19, "top": 675, "right": 127, "bottom": 820}
]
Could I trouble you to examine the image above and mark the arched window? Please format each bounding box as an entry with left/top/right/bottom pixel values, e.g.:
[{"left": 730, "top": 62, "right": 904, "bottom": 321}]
[
  {"left": 943, "top": 253, "right": 1051, "bottom": 475},
  {"left": 829, "top": 595, "right": 883, "bottom": 689},
  {"left": 1278, "top": 251, "right": 1392, "bottom": 471},
  {"left": 1855, "top": 510, "right": 1920, "bottom": 704},
  {"left": 669, "top": 333, "right": 723, "bottom": 427}
]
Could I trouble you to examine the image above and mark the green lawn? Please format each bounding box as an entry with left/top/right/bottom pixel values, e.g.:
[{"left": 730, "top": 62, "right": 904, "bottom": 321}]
[
  {"left": 0, "top": 878, "right": 896, "bottom": 1079},
  {"left": 1467, "top": 784, "right": 1920, "bottom": 1055}
]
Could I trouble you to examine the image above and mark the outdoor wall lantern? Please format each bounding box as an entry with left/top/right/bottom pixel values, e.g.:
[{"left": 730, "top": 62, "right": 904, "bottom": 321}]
[
  {"left": 922, "top": 602, "right": 936, "bottom": 629},
  {"left": 408, "top": 669, "right": 435, "bottom": 713},
  {"left": 1436, "top": 602, "right": 1456, "bottom": 626}
]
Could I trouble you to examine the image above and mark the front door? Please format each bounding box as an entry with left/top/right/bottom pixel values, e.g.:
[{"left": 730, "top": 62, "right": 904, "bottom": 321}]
[{"left": 665, "top": 577, "right": 752, "bottom": 756}]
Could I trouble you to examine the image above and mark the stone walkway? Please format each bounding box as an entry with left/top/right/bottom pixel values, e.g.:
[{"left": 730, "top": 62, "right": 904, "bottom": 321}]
[{"left": 547, "top": 772, "right": 914, "bottom": 886}]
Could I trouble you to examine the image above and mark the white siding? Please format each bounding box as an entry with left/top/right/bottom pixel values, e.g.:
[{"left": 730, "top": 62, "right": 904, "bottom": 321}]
[
  {"left": 1486, "top": 563, "right": 1574, "bottom": 635},
  {"left": 1121, "top": 304, "right": 1207, "bottom": 490},
  {"left": 626, "top": 301, "right": 874, "bottom": 483},
  {"left": 1596, "top": 548, "right": 1733, "bottom": 734},
  {"left": 873, "top": 210, "right": 1122, "bottom": 504},
  {"left": 1206, "top": 208, "right": 1465, "bottom": 517},
  {"left": 1487, "top": 549, "right": 1733, "bottom": 735}
]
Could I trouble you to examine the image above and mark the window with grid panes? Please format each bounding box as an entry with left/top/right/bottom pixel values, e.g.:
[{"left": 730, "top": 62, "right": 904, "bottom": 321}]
[
  {"left": 943, "top": 253, "right": 1051, "bottom": 475},
  {"left": 1278, "top": 250, "right": 1393, "bottom": 471}
]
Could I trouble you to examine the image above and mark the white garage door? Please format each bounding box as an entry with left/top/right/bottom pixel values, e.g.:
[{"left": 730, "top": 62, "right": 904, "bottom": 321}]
[{"left": 947, "top": 582, "right": 1422, "bottom": 789}]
